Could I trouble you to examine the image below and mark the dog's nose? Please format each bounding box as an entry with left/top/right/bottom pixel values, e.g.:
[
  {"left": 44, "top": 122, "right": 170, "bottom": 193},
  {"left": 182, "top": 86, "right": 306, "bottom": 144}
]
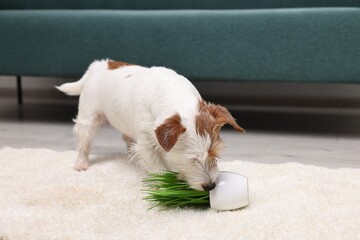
[{"left": 202, "top": 182, "right": 216, "bottom": 191}]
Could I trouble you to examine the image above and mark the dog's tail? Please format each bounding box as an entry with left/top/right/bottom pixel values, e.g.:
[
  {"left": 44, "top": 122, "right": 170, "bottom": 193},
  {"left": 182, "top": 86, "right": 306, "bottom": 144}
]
[
  {"left": 56, "top": 60, "right": 104, "bottom": 96},
  {"left": 56, "top": 77, "right": 86, "bottom": 96}
]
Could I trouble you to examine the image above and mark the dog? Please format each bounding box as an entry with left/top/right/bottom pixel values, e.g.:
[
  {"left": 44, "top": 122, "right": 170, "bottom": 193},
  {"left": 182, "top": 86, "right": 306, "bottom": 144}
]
[{"left": 57, "top": 60, "right": 244, "bottom": 191}]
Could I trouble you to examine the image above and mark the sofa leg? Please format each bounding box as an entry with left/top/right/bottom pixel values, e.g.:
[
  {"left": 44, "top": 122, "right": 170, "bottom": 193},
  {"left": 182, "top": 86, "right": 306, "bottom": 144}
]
[{"left": 16, "top": 76, "right": 23, "bottom": 105}]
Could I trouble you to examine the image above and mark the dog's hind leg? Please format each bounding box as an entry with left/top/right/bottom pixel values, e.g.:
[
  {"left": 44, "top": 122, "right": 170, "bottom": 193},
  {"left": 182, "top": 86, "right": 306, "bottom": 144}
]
[{"left": 73, "top": 114, "right": 105, "bottom": 171}]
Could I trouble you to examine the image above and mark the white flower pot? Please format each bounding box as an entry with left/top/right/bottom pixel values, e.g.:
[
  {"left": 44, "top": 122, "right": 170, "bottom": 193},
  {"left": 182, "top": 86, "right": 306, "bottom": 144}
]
[{"left": 209, "top": 171, "right": 249, "bottom": 211}]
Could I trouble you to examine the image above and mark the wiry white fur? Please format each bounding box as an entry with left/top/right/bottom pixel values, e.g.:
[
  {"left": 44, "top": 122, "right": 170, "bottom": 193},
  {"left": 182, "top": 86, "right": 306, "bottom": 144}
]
[{"left": 57, "top": 60, "right": 217, "bottom": 190}]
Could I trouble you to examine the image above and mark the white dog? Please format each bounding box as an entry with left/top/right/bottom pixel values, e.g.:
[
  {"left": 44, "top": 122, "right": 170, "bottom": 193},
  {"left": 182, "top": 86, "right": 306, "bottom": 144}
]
[{"left": 57, "top": 60, "right": 244, "bottom": 191}]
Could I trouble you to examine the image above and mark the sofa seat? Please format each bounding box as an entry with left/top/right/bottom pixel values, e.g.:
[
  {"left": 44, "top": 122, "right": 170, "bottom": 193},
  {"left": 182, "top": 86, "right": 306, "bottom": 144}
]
[{"left": 1, "top": 8, "right": 360, "bottom": 82}]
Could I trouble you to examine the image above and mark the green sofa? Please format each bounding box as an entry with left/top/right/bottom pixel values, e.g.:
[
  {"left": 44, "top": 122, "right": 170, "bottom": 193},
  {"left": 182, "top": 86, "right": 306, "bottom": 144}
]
[{"left": 1, "top": 0, "right": 360, "bottom": 84}]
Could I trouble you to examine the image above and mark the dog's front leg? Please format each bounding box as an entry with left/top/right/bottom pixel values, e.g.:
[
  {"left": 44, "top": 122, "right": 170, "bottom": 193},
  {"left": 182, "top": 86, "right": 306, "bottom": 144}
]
[{"left": 128, "top": 137, "right": 166, "bottom": 172}]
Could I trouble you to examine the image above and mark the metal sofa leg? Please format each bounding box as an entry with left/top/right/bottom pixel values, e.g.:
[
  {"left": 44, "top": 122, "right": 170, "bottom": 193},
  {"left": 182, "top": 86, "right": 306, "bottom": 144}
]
[{"left": 16, "top": 76, "right": 23, "bottom": 105}]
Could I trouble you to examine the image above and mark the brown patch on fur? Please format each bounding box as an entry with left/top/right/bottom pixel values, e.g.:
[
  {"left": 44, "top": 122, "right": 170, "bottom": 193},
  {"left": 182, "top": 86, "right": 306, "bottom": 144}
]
[
  {"left": 196, "top": 102, "right": 223, "bottom": 161},
  {"left": 196, "top": 100, "right": 245, "bottom": 161},
  {"left": 108, "top": 60, "right": 133, "bottom": 70},
  {"left": 206, "top": 151, "right": 218, "bottom": 169},
  {"left": 155, "top": 113, "right": 186, "bottom": 152},
  {"left": 204, "top": 101, "right": 245, "bottom": 133}
]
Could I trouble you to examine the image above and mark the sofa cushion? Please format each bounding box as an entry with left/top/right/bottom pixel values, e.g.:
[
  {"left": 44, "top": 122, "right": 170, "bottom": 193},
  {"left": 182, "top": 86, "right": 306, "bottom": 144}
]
[
  {"left": 1, "top": 0, "right": 360, "bottom": 10},
  {"left": 1, "top": 8, "right": 360, "bottom": 83}
]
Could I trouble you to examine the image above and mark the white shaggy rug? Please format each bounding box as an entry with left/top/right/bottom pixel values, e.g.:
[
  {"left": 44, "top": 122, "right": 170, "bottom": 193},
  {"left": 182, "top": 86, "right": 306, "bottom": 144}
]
[{"left": 0, "top": 147, "right": 359, "bottom": 240}]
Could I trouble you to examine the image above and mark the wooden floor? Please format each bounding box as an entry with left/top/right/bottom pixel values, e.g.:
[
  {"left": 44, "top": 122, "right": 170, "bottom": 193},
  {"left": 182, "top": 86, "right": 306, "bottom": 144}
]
[{"left": 1, "top": 97, "right": 359, "bottom": 169}]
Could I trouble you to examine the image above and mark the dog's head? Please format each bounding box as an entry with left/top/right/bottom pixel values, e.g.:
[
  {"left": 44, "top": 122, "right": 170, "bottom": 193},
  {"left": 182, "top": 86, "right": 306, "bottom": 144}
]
[{"left": 155, "top": 101, "right": 245, "bottom": 191}]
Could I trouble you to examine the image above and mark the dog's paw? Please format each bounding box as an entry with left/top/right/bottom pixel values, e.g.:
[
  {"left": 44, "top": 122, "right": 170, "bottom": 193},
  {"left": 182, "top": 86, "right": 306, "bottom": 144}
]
[{"left": 74, "top": 161, "right": 90, "bottom": 171}]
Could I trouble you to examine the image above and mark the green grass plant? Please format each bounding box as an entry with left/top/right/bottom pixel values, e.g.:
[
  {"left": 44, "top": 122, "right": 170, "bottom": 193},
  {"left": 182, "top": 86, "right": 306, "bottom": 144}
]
[{"left": 142, "top": 171, "right": 210, "bottom": 210}]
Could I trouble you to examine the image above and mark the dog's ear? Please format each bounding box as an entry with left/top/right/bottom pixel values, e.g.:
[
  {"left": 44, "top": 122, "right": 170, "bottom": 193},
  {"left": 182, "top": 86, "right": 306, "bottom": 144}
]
[
  {"left": 207, "top": 103, "right": 245, "bottom": 133},
  {"left": 155, "top": 113, "right": 186, "bottom": 152}
]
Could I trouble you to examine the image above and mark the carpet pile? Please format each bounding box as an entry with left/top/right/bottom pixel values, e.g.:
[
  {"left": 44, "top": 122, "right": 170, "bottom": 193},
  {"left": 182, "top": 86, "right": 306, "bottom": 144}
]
[{"left": 0, "top": 147, "right": 359, "bottom": 239}]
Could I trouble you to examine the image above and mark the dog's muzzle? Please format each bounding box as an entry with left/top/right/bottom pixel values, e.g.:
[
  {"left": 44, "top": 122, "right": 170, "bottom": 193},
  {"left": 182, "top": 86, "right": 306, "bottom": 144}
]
[{"left": 202, "top": 182, "right": 216, "bottom": 191}]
